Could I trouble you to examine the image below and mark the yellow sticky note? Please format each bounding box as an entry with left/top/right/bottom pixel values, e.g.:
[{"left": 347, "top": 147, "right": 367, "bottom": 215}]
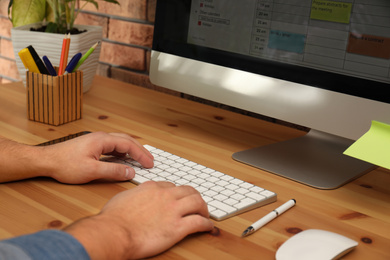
[
  {"left": 310, "top": 0, "right": 352, "bottom": 24},
  {"left": 344, "top": 121, "right": 390, "bottom": 169}
]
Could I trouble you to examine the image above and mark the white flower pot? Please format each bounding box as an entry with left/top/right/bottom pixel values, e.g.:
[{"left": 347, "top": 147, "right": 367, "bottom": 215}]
[{"left": 11, "top": 23, "right": 102, "bottom": 92}]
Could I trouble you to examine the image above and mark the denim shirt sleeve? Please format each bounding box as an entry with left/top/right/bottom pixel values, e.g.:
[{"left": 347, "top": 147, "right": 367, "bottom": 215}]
[{"left": 0, "top": 229, "right": 90, "bottom": 260}]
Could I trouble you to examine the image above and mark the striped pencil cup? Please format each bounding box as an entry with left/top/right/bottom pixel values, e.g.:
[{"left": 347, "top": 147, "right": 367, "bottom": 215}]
[{"left": 26, "top": 69, "right": 83, "bottom": 126}]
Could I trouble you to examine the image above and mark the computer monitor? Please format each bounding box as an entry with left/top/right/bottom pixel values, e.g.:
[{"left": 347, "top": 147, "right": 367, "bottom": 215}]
[{"left": 150, "top": 0, "right": 390, "bottom": 189}]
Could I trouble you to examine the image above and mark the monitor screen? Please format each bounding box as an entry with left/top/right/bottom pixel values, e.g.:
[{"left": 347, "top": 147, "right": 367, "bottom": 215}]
[
  {"left": 153, "top": 0, "right": 390, "bottom": 103},
  {"left": 150, "top": 0, "right": 390, "bottom": 189}
]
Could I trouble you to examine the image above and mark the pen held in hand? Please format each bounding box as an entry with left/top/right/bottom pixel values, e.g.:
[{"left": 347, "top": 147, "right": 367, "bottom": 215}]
[{"left": 241, "top": 199, "right": 296, "bottom": 237}]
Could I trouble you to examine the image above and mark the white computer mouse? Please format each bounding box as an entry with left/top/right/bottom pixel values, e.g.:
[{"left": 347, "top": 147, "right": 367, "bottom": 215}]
[{"left": 275, "top": 229, "right": 358, "bottom": 260}]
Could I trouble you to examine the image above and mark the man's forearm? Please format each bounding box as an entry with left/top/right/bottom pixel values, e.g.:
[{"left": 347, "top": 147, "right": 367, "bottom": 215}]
[
  {"left": 64, "top": 214, "right": 133, "bottom": 260},
  {"left": 0, "top": 137, "right": 52, "bottom": 183}
]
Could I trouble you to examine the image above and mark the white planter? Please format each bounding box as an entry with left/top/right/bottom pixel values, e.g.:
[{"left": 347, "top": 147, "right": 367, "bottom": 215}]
[{"left": 11, "top": 23, "right": 102, "bottom": 92}]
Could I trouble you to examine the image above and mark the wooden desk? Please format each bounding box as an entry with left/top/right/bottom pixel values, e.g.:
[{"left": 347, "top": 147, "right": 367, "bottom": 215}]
[{"left": 0, "top": 76, "right": 389, "bottom": 259}]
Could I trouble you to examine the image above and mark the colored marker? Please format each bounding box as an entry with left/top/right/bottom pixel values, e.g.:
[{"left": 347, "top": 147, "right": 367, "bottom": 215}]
[
  {"left": 43, "top": 56, "right": 57, "bottom": 76},
  {"left": 27, "top": 45, "right": 49, "bottom": 74},
  {"left": 18, "top": 48, "right": 40, "bottom": 73},
  {"left": 72, "top": 41, "right": 100, "bottom": 72},
  {"left": 64, "top": 53, "right": 82, "bottom": 75}
]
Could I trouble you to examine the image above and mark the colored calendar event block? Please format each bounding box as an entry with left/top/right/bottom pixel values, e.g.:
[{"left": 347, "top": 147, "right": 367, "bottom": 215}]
[
  {"left": 347, "top": 33, "right": 390, "bottom": 60},
  {"left": 310, "top": 0, "right": 352, "bottom": 24}
]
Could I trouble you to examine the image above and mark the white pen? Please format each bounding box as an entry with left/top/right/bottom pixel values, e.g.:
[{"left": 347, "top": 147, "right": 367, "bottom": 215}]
[{"left": 241, "top": 199, "right": 296, "bottom": 237}]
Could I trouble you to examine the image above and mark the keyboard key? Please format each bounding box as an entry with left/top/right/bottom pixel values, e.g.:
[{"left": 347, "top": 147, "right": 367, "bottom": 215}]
[
  {"left": 209, "top": 200, "right": 237, "bottom": 214},
  {"left": 132, "top": 175, "right": 149, "bottom": 184}
]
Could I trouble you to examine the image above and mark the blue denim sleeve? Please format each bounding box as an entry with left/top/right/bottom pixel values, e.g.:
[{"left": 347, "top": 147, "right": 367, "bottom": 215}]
[{"left": 0, "top": 229, "right": 90, "bottom": 260}]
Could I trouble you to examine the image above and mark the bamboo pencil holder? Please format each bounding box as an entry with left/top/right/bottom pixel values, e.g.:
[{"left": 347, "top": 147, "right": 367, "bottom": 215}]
[{"left": 26, "top": 69, "right": 83, "bottom": 126}]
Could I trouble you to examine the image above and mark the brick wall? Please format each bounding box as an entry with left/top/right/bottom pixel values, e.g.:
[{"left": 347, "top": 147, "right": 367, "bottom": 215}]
[{"left": 0, "top": 0, "right": 173, "bottom": 94}]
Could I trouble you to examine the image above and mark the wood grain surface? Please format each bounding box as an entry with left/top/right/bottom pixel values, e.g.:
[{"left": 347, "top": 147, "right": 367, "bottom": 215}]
[{"left": 0, "top": 77, "right": 389, "bottom": 259}]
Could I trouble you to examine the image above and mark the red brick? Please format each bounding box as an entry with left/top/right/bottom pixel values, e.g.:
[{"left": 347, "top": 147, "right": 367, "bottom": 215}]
[
  {"left": 96, "top": 63, "right": 110, "bottom": 78},
  {"left": 0, "top": 58, "right": 20, "bottom": 80},
  {"left": 146, "top": 50, "right": 151, "bottom": 73},
  {"left": 82, "top": 0, "right": 147, "bottom": 20},
  {"left": 0, "top": 38, "right": 15, "bottom": 59},
  {"left": 0, "top": 1, "right": 10, "bottom": 16},
  {"left": 74, "top": 13, "right": 109, "bottom": 38},
  {"left": 111, "top": 67, "right": 148, "bottom": 86},
  {"left": 100, "top": 41, "right": 146, "bottom": 71},
  {"left": 108, "top": 19, "right": 153, "bottom": 48},
  {"left": 0, "top": 17, "right": 12, "bottom": 38},
  {"left": 0, "top": 78, "right": 14, "bottom": 84},
  {"left": 147, "top": 0, "right": 157, "bottom": 22}
]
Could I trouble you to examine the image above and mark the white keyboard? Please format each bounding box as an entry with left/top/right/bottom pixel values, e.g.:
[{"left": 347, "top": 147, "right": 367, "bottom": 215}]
[{"left": 102, "top": 145, "right": 277, "bottom": 221}]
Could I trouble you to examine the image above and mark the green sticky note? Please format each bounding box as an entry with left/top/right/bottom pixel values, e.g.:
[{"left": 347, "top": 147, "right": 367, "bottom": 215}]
[
  {"left": 310, "top": 0, "right": 352, "bottom": 24},
  {"left": 344, "top": 121, "right": 390, "bottom": 169}
]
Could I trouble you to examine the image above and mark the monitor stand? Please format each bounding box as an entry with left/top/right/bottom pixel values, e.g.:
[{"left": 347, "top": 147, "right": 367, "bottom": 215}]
[{"left": 232, "top": 130, "right": 376, "bottom": 189}]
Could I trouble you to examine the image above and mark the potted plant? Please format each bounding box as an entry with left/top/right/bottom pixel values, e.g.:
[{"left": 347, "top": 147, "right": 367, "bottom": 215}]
[{"left": 8, "top": 0, "right": 119, "bottom": 92}]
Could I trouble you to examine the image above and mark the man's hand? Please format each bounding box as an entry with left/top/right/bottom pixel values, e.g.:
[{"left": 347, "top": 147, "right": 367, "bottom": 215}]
[
  {"left": 65, "top": 181, "right": 215, "bottom": 259},
  {"left": 0, "top": 132, "right": 154, "bottom": 184},
  {"left": 44, "top": 132, "right": 154, "bottom": 184}
]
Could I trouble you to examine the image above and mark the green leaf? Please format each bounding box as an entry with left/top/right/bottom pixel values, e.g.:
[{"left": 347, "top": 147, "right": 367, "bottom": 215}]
[
  {"left": 44, "top": 21, "right": 58, "bottom": 33},
  {"left": 11, "top": 0, "right": 46, "bottom": 27},
  {"left": 7, "top": 0, "right": 13, "bottom": 21},
  {"left": 82, "top": 0, "right": 98, "bottom": 9},
  {"left": 101, "top": 0, "right": 120, "bottom": 4}
]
